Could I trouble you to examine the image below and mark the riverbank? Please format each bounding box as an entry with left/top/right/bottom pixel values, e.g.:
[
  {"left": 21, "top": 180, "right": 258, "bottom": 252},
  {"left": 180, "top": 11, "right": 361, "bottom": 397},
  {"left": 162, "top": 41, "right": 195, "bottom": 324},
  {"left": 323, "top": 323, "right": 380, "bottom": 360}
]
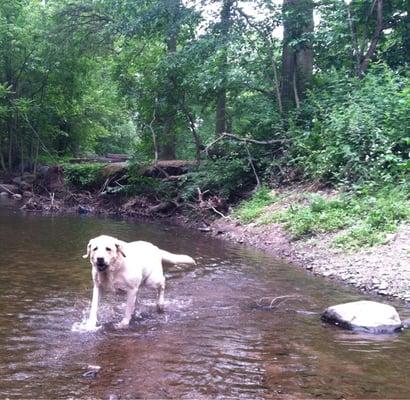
[
  {"left": 207, "top": 185, "right": 410, "bottom": 302},
  {"left": 209, "top": 218, "right": 410, "bottom": 302},
  {"left": 1, "top": 178, "right": 409, "bottom": 303}
]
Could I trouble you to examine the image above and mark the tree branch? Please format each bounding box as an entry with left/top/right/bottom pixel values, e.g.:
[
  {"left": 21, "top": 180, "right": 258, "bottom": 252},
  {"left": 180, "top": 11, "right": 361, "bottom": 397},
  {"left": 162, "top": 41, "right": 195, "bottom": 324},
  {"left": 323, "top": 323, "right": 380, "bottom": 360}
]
[
  {"left": 359, "top": 0, "right": 384, "bottom": 76},
  {"left": 219, "top": 132, "right": 287, "bottom": 146},
  {"left": 244, "top": 144, "right": 260, "bottom": 189},
  {"left": 236, "top": 7, "right": 283, "bottom": 113}
]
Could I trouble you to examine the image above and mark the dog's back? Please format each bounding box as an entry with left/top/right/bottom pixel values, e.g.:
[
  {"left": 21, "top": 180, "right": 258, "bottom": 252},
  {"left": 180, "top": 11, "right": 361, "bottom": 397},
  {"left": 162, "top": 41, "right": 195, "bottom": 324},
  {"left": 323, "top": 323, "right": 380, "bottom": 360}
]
[{"left": 127, "top": 240, "right": 195, "bottom": 265}]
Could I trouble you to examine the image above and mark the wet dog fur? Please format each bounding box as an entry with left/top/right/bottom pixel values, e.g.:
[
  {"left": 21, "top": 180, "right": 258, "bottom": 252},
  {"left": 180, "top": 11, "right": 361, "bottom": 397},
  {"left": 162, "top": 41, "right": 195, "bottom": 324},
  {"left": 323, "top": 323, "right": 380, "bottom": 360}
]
[{"left": 82, "top": 234, "right": 195, "bottom": 329}]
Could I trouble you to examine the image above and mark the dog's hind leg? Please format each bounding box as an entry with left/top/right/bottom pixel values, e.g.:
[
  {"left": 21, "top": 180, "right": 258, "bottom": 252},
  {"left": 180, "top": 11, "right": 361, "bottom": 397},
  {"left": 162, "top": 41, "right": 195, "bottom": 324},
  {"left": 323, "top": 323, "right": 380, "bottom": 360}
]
[
  {"left": 115, "top": 286, "right": 139, "bottom": 329},
  {"left": 156, "top": 278, "right": 166, "bottom": 313}
]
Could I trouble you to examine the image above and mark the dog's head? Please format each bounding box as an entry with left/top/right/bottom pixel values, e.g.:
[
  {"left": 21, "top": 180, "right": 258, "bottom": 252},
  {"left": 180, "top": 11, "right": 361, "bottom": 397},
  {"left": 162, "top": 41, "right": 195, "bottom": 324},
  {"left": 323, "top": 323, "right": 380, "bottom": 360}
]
[{"left": 83, "top": 235, "right": 126, "bottom": 272}]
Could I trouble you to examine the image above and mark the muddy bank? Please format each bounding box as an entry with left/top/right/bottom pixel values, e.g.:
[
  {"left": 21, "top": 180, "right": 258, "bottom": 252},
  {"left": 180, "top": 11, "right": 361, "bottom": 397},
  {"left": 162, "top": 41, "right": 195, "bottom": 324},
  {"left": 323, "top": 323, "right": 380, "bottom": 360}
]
[{"left": 2, "top": 174, "right": 409, "bottom": 304}]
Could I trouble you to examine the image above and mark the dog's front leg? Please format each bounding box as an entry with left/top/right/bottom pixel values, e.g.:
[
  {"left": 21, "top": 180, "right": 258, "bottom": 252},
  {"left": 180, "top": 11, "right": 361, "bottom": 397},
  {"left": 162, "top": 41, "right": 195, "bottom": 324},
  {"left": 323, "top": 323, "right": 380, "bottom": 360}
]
[
  {"left": 115, "top": 288, "right": 138, "bottom": 329},
  {"left": 86, "top": 284, "right": 101, "bottom": 330}
]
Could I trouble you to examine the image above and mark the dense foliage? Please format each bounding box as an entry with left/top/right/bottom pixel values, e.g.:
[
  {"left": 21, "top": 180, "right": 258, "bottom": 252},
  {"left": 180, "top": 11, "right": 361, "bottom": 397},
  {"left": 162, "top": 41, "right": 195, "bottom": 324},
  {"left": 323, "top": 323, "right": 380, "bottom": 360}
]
[{"left": 1, "top": 0, "right": 408, "bottom": 196}]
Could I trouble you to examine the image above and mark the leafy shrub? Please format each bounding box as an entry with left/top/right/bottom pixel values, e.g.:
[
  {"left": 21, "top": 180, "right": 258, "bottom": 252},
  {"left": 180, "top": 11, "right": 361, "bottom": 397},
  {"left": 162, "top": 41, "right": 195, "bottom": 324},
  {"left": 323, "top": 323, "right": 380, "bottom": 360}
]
[
  {"left": 64, "top": 163, "right": 104, "bottom": 190},
  {"left": 126, "top": 175, "right": 160, "bottom": 196},
  {"left": 277, "top": 195, "right": 351, "bottom": 238},
  {"left": 180, "top": 158, "right": 253, "bottom": 201},
  {"left": 290, "top": 66, "right": 410, "bottom": 186}
]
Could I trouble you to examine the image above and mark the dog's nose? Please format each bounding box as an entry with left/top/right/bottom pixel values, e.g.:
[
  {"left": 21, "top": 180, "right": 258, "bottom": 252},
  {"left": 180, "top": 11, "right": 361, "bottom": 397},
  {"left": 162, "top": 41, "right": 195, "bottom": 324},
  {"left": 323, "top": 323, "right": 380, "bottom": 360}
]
[{"left": 97, "top": 257, "right": 105, "bottom": 264}]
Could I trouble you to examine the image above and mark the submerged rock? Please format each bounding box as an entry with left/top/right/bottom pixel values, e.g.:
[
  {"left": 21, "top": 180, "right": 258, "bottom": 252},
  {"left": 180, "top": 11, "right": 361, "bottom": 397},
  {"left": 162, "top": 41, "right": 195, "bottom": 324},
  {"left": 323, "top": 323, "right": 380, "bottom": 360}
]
[
  {"left": 82, "top": 364, "right": 101, "bottom": 378},
  {"left": 78, "top": 205, "right": 91, "bottom": 214},
  {"left": 321, "top": 300, "right": 402, "bottom": 334}
]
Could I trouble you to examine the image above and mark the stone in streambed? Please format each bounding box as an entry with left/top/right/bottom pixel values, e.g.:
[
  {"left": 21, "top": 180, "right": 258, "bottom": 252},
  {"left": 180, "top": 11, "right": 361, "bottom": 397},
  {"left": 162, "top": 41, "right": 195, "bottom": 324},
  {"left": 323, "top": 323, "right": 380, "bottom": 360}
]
[{"left": 321, "top": 300, "right": 402, "bottom": 334}]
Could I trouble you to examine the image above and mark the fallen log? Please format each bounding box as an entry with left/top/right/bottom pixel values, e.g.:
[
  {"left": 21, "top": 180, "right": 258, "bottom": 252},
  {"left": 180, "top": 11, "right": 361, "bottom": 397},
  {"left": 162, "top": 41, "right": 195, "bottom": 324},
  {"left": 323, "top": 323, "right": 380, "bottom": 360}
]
[{"left": 142, "top": 160, "right": 196, "bottom": 177}]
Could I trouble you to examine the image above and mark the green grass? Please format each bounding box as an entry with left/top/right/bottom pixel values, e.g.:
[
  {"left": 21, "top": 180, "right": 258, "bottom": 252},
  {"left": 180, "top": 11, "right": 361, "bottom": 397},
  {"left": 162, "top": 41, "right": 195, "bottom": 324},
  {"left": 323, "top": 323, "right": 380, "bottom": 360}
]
[
  {"left": 278, "top": 186, "right": 410, "bottom": 248},
  {"left": 233, "top": 184, "right": 410, "bottom": 249},
  {"left": 276, "top": 195, "right": 352, "bottom": 238},
  {"left": 233, "top": 187, "right": 277, "bottom": 223},
  {"left": 333, "top": 224, "right": 387, "bottom": 249}
]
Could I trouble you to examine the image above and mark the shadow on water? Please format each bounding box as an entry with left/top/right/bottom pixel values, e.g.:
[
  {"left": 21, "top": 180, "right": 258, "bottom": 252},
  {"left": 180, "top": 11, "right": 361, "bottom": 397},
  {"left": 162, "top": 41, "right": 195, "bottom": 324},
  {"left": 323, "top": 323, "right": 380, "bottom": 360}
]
[{"left": 0, "top": 203, "right": 410, "bottom": 399}]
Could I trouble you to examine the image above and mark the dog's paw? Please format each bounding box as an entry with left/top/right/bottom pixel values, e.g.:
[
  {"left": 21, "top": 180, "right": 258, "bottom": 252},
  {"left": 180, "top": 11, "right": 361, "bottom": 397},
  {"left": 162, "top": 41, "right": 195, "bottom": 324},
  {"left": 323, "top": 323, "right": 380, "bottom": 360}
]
[
  {"left": 86, "top": 323, "right": 101, "bottom": 332},
  {"left": 71, "top": 320, "right": 101, "bottom": 332}
]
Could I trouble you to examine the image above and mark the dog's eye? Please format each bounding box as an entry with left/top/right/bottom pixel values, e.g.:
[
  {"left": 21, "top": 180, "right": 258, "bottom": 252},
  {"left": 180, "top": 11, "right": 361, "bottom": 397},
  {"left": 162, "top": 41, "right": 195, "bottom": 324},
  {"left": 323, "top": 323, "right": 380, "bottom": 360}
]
[
  {"left": 106, "top": 247, "right": 112, "bottom": 252},
  {"left": 93, "top": 247, "right": 98, "bottom": 251}
]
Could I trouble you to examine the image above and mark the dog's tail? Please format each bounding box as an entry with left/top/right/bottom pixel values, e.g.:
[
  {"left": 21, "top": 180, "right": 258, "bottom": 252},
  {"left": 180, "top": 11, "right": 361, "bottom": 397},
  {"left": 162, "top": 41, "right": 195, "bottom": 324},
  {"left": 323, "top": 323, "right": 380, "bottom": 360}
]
[{"left": 160, "top": 250, "right": 196, "bottom": 265}]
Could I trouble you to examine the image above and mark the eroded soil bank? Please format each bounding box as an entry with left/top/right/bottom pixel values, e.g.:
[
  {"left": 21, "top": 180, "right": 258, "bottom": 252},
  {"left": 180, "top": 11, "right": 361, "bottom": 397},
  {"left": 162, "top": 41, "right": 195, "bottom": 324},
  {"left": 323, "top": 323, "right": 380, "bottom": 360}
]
[{"left": 1, "top": 178, "right": 409, "bottom": 304}]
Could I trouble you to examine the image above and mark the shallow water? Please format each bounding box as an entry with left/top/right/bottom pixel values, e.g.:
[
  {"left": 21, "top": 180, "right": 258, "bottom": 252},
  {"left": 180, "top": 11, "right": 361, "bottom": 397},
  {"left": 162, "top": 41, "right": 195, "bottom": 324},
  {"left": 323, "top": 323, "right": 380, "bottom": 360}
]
[{"left": 0, "top": 203, "right": 410, "bottom": 399}]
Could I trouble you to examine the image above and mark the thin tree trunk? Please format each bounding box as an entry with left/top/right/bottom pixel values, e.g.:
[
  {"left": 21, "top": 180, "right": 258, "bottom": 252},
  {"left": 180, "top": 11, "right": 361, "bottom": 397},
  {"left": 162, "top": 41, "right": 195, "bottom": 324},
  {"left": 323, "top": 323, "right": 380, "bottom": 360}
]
[
  {"left": 215, "top": 90, "right": 227, "bottom": 137},
  {"left": 215, "top": 0, "right": 233, "bottom": 137},
  {"left": 8, "top": 128, "right": 13, "bottom": 171},
  {"left": 0, "top": 144, "right": 6, "bottom": 172},
  {"left": 358, "top": 0, "right": 384, "bottom": 76},
  {"left": 281, "top": 0, "right": 297, "bottom": 112},
  {"left": 186, "top": 110, "right": 202, "bottom": 165},
  {"left": 20, "top": 135, "right": 24, "bottom": 175},
  {"left": 268, "top": 45, "right": 283, "bottom": 114},
  {"left": 347, "top": 3, "right": 361, "bottom": 76},
  {"left": 280, "top": 0, "right": 314, "bottom": 112},
  {"left": 159, "top": 0, "right": 179, "bottom": 160},
  {"left": 33, "top": 139, "right": 39, "bottom": 175},
  {"left": 161, "top": 113, "right": 176, "bottom": 159}
]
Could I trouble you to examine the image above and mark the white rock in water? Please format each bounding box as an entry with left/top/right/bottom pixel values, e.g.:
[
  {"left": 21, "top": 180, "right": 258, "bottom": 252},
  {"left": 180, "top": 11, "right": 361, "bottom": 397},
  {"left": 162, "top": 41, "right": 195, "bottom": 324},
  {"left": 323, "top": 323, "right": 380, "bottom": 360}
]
[{"left": 322, "top": 300, "right": 402, "bottom": 333}]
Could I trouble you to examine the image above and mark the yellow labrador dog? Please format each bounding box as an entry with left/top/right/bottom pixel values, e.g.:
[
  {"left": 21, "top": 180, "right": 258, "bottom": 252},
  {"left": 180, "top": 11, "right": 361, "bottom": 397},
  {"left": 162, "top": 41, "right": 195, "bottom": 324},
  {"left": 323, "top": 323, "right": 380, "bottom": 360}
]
[{"left": 83, "top": 235, "right": 195, "bottom": 329}]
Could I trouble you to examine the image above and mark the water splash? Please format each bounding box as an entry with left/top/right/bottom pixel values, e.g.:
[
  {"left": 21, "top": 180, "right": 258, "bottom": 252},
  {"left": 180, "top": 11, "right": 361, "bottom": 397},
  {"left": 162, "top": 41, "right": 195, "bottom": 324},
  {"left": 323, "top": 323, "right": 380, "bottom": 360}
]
[
  {"left": 71, "top": 309, "right": 101, "bottom": 332},
  {"left": 71, "top": 319, "right": 102, "bottom": 333}
]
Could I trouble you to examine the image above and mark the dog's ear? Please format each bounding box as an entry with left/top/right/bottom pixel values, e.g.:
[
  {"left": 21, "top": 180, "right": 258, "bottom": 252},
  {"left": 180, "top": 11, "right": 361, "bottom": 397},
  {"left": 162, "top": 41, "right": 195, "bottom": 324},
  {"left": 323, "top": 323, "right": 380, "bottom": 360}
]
[
  {"left": 82, "top": 241, "right": 92, "bottom": 259},
  {"left": 115, "top": 242, "right": 126, "bottom": 258}
]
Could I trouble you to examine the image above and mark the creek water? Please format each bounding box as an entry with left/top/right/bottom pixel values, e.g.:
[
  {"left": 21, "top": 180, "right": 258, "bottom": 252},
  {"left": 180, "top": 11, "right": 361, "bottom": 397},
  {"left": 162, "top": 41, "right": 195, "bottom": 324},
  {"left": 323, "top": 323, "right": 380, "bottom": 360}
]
[{"left": 0, "top": 202, "right": 409, "bottom": 399}]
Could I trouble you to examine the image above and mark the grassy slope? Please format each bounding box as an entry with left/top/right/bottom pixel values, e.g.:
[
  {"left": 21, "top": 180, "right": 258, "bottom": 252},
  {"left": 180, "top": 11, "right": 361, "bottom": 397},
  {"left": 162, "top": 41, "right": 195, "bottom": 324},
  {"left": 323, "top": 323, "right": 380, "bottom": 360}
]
[{"left": 233, "top": 185, "right": 410, "bottom": 250}]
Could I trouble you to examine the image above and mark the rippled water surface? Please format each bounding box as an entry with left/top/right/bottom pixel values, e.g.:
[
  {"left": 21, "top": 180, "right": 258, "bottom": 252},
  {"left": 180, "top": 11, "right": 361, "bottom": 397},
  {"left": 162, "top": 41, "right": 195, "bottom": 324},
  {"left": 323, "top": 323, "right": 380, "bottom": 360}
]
[{"left": 1, "top": 202, "right": 410, "bottom": 399}]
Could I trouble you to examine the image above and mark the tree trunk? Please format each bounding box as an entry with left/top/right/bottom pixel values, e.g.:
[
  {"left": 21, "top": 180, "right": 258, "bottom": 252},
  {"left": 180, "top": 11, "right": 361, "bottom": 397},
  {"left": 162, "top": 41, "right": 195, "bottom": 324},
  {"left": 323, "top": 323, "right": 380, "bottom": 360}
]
[
  {"left": 215, "top": 0, "right": 233, "bottom": 137},
  {"left": 8, "top": 127, "right": 13, "bottom": 171},
  {"left": 358, "top": 0, "right": 384, "bottom": 76},
  {"left": 215, "top": 89, "right": 227, "bottom": 136},
  {"left": 159, "top": 0, "right": 179, "bottom": 160},
  {"left": 280, "top": 0, "right": 314, "bottom": 112},
  {"left": 0, "top": 140, "right": 6, "bottom": 172}
]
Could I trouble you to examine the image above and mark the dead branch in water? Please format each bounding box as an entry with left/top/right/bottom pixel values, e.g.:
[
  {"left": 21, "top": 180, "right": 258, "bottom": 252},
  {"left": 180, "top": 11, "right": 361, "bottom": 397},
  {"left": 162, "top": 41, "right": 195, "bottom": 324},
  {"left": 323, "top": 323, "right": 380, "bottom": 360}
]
[
  {"left": 0, "top": 184, "right": 17, "bottom": 196},
  {"left": 211, "top": 206, "right": 230, "bottom": 220},
  {"left": 197, "top": 187, "right": 230, "bottom": 219},
  {"left": 256, "top": 295, "right": 304, "bottom": 309}
]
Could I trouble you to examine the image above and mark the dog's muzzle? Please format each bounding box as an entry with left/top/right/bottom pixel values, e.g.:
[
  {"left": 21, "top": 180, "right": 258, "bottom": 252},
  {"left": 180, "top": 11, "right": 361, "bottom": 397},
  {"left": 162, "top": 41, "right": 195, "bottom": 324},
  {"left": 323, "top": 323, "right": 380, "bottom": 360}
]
[{"left": 96, "top": 258, "right": 108, "bottom": 272}]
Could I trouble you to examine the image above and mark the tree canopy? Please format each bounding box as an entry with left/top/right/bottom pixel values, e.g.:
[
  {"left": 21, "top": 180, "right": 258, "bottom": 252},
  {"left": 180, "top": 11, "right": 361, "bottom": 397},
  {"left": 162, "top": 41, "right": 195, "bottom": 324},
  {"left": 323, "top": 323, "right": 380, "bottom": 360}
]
[{"left": 0, "top": 0, "right": 408, "bottom": 188}]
